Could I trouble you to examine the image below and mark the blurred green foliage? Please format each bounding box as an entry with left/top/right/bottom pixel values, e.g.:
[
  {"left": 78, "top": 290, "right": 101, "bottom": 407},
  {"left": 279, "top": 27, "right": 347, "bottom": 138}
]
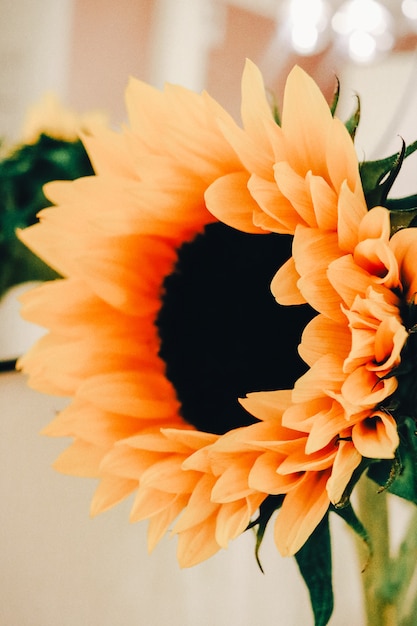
[{"left": 0, "top": 134, "right": 93, "bottom": 297}]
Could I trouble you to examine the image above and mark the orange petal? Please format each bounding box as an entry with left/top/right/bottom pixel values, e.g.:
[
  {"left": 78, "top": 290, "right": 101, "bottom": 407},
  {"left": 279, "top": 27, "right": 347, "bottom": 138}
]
[
  {"left": 91, "top": 475, "right": 138, "bottom": 515},
  {"left": 274, "top": 470, "right": 330, "bottom": 556},
  {"left": 358, "top": 206, "right": 390, "bottom": 241},
  {"left": 271, "top": 257, "right": 306, "bottom": 305},
  {"left": 282, "top": 66, "right": 332, "bottom": 178},
  {"left": 147, "top": 494, "right": 189, "bottom": 551},
  {"left": 390, "top": 226, "right": 417, "bottom": 300},
  {"left": 248, "top": 173, "right": 303, "bottom": 234},
  {"left": 205, "top": 172, "right": 266, "bottom": 233},
  {"left": 249, "top": 451, "right": 301, "bottom": 494},
  {"left": 239, "top": 389, "right": 293, "bottom": 422},
  {"left": 77, "top": 371, "right": 180, "bottom": 421},
  {"left": 130, "top": 487, "right": 179, "bottom": 522},
  {"left": 292, "top": 354, "right": 345, "bottom": 403},
  {"left": 309, "top": 172, "right": 338, "bottom": 231},
  {"left": 273, "top": 162, "right": 316, "bottom": 227},
  {"left": 172, "top": 474, "right": 218, "bottom": 532},
  {"left": 215, "top": 497, "right": 262, "bottom": 548},
  {"left": 53, "top": 439, "right": 105, "bottom": 477},
  {"left": 299, "top": 314, "right": 350, "bottom": 367},
  {"left": 342, "top": 367, "right": 398, "bottom": 412},
  {"left": 211, "top": 463, "right": 256, "bottom": 503},
  {"left": 326, "top": 439, "right": 362, "bottom": 503},
  {"left": 351, "top": 411, "right": 399, "bottom": 459},
  {"left": 176, "top": 514, "right": 221, "bottom": 567},
  {"left": 326, "top": 117, "right": 364, "bottom": 197},
  {"left": 337, "top": 182, "right": 368, "bottom": 253}
]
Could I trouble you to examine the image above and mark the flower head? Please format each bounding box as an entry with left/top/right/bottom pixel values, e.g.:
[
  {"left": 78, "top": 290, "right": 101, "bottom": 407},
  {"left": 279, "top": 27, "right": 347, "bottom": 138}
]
[
  {"left": 17, "top": 69, "right": 313, "bottom": 566},
  {"left": 19, "top": 92, "right": 107, "bottom": 145},
  {"left": 16, "top": 60, "right": 417, "bottom": 620}
]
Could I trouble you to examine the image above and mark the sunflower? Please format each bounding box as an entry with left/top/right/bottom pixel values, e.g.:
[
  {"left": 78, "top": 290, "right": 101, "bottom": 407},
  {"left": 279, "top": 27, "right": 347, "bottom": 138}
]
[
  {"left": 18, "top": 58, "right": 417, "bottom": 578},
  {"left": 19, "top": 92, "right": 107, "bottom": 145},
  {"left": 17, "top": 68, "right": 315, "bottom": 566}
]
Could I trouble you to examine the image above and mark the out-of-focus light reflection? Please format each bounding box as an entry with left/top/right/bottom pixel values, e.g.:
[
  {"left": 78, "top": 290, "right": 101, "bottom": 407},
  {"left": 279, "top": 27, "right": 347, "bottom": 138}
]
[
  {"left": 402, "top": 0, "right": 417, "bottom": 24},
  {"left": 332, "top": 0, "right": 394, "bottom": 63},
  {"left": 286, "top": 0, "right": 331, "bottom": 55}
]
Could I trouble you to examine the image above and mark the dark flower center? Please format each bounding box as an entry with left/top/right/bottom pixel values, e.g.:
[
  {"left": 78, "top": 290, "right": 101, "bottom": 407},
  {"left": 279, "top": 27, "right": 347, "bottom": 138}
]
[{"left": 156, "top": 222, "right": 315, "bottom": 435}]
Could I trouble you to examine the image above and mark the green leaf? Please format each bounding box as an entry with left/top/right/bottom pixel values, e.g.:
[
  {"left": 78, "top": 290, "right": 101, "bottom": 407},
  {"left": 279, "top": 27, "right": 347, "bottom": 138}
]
[{"left": 295, "top": 515, "right": 333, "bottom": 626}]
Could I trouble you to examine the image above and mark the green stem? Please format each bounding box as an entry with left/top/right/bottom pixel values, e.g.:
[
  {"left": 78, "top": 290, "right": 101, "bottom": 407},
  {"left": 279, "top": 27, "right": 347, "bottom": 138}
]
[
  {"left": 396, "top": 510, "right": 417, "bottom": 625},
  {"left": 355, "top": 475, "right": 396, "bottom": 626}
]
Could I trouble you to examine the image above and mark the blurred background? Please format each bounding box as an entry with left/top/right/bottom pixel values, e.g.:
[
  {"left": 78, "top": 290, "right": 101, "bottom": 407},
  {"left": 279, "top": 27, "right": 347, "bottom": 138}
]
[
  {"left": 2, "top": 1, "right": 417, "bottom": 625},
  {"left": 3, "top": 0, "right": 417, "bottom": 155}
]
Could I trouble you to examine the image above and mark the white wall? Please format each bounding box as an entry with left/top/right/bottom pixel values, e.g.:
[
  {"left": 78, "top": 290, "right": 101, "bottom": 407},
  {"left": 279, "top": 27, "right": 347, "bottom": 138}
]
[{"left": 0, "top": 0, "right": 73, "bottom": 140}]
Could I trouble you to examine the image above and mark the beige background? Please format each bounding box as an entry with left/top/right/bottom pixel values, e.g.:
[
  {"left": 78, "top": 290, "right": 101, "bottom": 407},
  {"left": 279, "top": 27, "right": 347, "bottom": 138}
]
[{"left": 1, "top": 370, "right": 365, "bottom": 625}]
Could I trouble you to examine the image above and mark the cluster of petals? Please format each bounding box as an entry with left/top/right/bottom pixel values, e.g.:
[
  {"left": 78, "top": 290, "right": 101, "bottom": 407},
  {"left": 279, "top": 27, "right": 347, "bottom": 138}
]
[
  {"left": 205, "top": 59, "right": 365, "bottom": 241},
  {"left": 203, "top": 61, "right": 417, "bottom": 555},
  {"left": 284, "top": 205, "right": 412, "bottom": 460},
  {"left": 203, "top": 205, "right": 414, "bottom": 557},
  {"left": 17, "top": 74, "right": 253, "bottom": 566},
  {"left": 17, "top": 59, "right": 417, "bottom": 565}
]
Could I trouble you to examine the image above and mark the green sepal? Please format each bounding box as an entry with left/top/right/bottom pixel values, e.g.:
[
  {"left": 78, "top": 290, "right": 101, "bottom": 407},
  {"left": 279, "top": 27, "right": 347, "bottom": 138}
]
[
  {"left": 367, "top": 418, "right": 417, "bottom": 505},
  {"left": 344, "top": 95, "right": 360, "bottom": 140},
  {"left": 247, "top": 495, "right": 283, "bottom": 573},
  {"left": 267, "top": 89, "right": 281, "bottom": 126},
  {"left": 330, "top": 77, "right": 340, "bottom": 117},
  {"left": 294, "top": 515, "right": 333, "bottom": 626},
  {"left": 360, "top": 139, "right": 417, "bottom": 209},
  {"left": 272, "top": 99, "right": 281, "bottom": 126}
]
